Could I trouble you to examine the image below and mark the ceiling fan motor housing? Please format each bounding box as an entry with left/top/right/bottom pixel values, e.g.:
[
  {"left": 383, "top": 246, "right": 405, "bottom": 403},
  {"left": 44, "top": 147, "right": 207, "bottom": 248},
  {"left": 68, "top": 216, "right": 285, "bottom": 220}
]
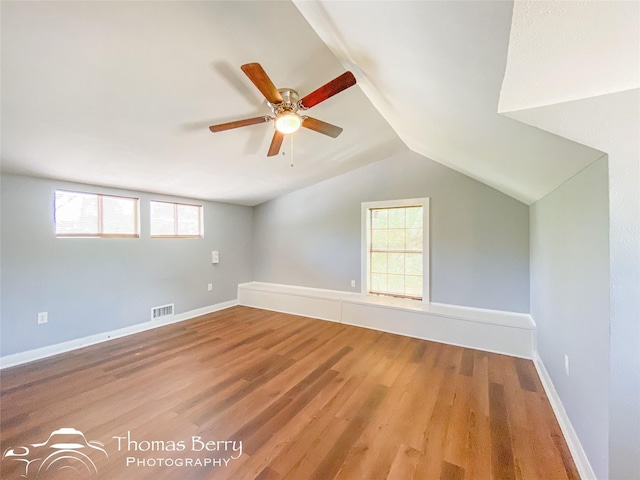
[{"left": 268, "top": 88, "right": 300, "bottom": 115}]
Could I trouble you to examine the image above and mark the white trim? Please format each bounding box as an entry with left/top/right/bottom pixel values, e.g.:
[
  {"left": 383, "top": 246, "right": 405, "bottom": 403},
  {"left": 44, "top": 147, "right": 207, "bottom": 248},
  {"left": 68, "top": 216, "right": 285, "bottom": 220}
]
[
  {"left": 0, "top": 300, "right": 238, "bottom": 370},
  {"left": 361, "top": 197, "right": 430, "bottom": 303},
  {"left": 533, "top": 351, "right": 597, "bottom": 480},
  {"left": 238, "top": 282, "right": 534, "bottom": 358}
]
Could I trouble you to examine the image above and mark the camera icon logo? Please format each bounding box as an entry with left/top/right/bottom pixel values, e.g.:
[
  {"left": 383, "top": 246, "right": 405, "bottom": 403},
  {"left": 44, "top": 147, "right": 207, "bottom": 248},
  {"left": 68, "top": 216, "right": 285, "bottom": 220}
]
[{"left": 3, "top": 427, "right": 108, "bottom": 479}]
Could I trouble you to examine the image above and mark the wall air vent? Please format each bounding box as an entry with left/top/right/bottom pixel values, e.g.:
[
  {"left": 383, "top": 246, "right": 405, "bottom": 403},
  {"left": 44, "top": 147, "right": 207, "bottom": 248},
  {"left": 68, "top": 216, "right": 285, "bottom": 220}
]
[{"left": 151, "top": 303, "right": 174, "bottom": 320}]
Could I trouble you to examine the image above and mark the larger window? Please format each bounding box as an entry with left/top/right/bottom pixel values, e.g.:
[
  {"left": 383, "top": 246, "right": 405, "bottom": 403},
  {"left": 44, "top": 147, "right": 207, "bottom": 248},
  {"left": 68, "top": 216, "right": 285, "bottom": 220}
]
[
  {"left": 362, "top": 198, "right": 429, "bottom": 302},
  {"left": 54, "top": 190, "right": 139, "bottom": 238},
  {"left": 150, "top": 201, "right": 203, "bottom": 238}
]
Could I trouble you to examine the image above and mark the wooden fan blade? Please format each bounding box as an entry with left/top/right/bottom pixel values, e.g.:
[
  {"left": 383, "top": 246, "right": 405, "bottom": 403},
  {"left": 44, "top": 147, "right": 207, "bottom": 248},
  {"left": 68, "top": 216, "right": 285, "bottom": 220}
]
[
  {"left": 209, "top": 116, "right": 270, "bottom": 133},
  {"left": 267, "top": 130, "right": 284, "bottom": 157},
  {"left": 301, "top": 116, "right": 343, "bottom": 138},
  {"left": 241, "top": 63, "right": 284, "bottom": 104},
  {"left": 299, "top": 71, "right": 356, "bottom": 109}
]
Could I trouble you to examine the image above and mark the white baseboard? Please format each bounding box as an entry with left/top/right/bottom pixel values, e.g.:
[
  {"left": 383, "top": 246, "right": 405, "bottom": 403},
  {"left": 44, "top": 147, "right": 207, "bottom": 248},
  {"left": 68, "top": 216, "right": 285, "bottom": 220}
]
[
  {"left": 238, "top": 282, "right": 535, "bottom": 358},
  {"left": 533, "top": 352, "right": 597, "bottom": 480},
  {"left": 0, "top": 300, "right": 238, "bottom": 370}
]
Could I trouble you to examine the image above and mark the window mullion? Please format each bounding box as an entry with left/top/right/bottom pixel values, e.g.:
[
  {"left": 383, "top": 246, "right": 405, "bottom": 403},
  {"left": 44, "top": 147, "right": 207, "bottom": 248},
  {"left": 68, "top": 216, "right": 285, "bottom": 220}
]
[
  {"left": 134, "top": 198, "right": 139, "bottom": 235},
  {"left": 174, "top": 203, "right": 179, "bottom": 236},
  {"left": 97, "top": 194, "right": 104, "bottom": 235},
  {"left": 369, "top": 209, "right": 375, "bottom": 295}
]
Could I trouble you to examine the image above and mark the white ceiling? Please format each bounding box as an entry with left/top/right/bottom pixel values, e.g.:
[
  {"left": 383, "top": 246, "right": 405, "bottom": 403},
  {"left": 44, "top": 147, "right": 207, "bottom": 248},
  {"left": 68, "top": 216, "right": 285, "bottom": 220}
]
[
  {"left": 499, "top": 0, "right": 639, "bottom": 113},
  {"left": 1, "top": 1, "right": 604, "bottom": 206}
]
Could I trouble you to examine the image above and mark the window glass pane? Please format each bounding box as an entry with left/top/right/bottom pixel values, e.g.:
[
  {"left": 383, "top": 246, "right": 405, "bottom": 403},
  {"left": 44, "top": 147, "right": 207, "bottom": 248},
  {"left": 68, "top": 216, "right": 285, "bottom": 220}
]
[
  {"left": 55, "top": 191, "right": 98, "bottom": 235},
  {"left": 150, "top": 202, "right": 175, "bottom": 236},
  {"left": 371, "top": 209, "right": 388, "bottom": 229},
  {"left": 405, "top": 253, "right": 423, "bottom": 275},
  {"left": 102, "top": 196, "right": 136, "bottom": 234},
  {"left": 371, "top": 273, "right": 388, "bottom": 292},
  {"left": 151, "top": 201, "right": 202, "bottom": 237},
  {"left": 388, "top": 208, "right": 405, "bottom": 228},
  {"left": 371, "top": 230, "right": 388, "bottom": 249},
  {"left": 388, "top": 274, "right": 405, "bottom": 294},
  {"left": 406, "top": 229, "right": 423, "bottom": 251},
  {"left": 388, "top": 253, "right": 405, "bottom": 274},
  {"left": 405, "top": 275, "right": 423, "bottom": 297},
  {"left": 388, "top": 229, "right": 405, "bottom": 250},
  {"left": 177, "top": 204, "right": 200, "bottom": 236},
  {"left": 406, "top": 207, "right": 422, "bottom": 228},
  {"left": 55, "top": 190, "right": 138, "bottom": 237},
  {"left": 371, "top": 252, "right": 388, "bottom": 273}
]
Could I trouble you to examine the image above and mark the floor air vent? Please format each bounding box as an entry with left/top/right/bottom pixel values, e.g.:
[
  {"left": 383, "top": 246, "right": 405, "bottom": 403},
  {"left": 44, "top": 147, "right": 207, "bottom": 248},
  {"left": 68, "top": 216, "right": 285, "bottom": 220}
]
[{"left": 151, "top": 303, "right": 174, "bottom": 320}]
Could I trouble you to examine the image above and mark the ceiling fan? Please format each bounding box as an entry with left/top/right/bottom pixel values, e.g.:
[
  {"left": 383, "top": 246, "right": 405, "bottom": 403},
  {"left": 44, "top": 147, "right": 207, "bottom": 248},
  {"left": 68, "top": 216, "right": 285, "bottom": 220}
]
[{"left": 209, "top": 63, "right": 356, "bottom": 157}]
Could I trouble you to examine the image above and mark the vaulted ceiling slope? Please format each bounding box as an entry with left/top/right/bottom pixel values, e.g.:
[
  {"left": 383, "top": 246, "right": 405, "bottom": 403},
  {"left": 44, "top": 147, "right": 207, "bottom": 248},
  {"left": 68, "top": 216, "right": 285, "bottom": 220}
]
[
  {"left": 294, "top": 0, "right": 603, "bottom": 204},
  {"left": 2, "top": 1, "right": 603, "bottom": 206}
]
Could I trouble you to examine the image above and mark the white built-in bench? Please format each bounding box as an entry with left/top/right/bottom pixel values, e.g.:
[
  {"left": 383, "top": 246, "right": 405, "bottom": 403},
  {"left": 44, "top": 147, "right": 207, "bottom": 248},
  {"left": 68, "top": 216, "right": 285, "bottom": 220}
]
[{"left": 238, "top": 282, "right": 535, "bottom": 358}]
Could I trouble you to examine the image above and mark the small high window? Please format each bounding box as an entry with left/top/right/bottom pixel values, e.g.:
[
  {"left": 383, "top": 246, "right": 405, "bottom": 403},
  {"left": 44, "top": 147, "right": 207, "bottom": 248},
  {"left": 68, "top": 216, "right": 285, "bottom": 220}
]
[
  {"left": 150, "top": 201, "right": 203, "bottom": 238},
  {"left": 55, "top": 190, "right": 139, "bottom": 238}
]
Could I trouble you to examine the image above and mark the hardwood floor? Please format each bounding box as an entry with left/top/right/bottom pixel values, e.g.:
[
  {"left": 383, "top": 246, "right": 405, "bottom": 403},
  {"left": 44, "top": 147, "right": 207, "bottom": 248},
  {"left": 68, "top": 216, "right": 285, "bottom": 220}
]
[{"left": 0, "top": 306, "right": 579, "bottom": 479}]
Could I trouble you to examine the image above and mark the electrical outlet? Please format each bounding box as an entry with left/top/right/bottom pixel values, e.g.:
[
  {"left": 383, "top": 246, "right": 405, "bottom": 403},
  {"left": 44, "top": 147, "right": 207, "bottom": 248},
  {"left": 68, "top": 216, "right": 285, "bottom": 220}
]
[
  {"left": 564, "top": 354, "right": 570, "bottom": 376},
  {"left": 351, "top": 280, "right": 356, "bottom": 287},
  {"left": 211, "top": 251, "right": 219, "bottom": 264},
  {"left": 208, "top": 283, "right": 213, "bottom": 292},
  {"left": 37, "top": 312, "right": 48, "bottom": 325}
]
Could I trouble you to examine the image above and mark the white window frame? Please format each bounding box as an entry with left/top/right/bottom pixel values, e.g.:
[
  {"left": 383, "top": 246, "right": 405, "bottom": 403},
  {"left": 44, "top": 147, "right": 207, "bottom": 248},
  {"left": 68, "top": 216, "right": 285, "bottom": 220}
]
[
  {"left": 54, "top": 190, "right": 140, "bottom": 238},
  {"left": 361, "top": 198, "right": 430, "bottom": 303},
  {"left": 149, "top": 200, "right": 204, "bottom": 238}
]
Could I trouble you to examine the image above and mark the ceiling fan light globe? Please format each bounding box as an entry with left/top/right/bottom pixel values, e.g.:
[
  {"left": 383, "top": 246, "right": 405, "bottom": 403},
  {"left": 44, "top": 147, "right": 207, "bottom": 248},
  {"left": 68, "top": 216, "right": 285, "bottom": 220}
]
[{"left": 275, "top": 112, "right": 302, "bottom": 134}]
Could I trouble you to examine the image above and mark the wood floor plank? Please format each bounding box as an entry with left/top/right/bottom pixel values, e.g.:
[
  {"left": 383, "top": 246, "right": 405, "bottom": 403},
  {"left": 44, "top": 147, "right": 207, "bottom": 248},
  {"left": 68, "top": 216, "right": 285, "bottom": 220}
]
[
  {"left": 464, "top": 350, "right": 492, "bottom": 480},
  {"left": 387, "top": 444, "right": 421, "bottom": 480},
  {"left": 443, "top": 372, "right": 473, "bottom": 471},
  {"left": 413, "top": 364, "right": 458, "bottom": 479},
  {"left": 441, "top": 460, "right": 466, "bottom": 480},
  {"left": 214, "top": 371, "right": 351, "bottom": 480},
  {"left": 233, "top": 346, "right": 351, "bottom": 454},
  {"left": 459, "top": 348, "right": 475, "bottom": 377},
  {"left": 309, "top": 384, "right": 388, "bottom": 480},
  {"left": 332, "top": 360, "right": 422, "bottom": 480},
  {"left": 514, "top": 357, "right": 538, "bottom": 393},
  {"left": 489, "top": 382, "right": 517, "bottom": 480},
  {"left": 0, "top": 306, "right": 579, "bottom": 480}
]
